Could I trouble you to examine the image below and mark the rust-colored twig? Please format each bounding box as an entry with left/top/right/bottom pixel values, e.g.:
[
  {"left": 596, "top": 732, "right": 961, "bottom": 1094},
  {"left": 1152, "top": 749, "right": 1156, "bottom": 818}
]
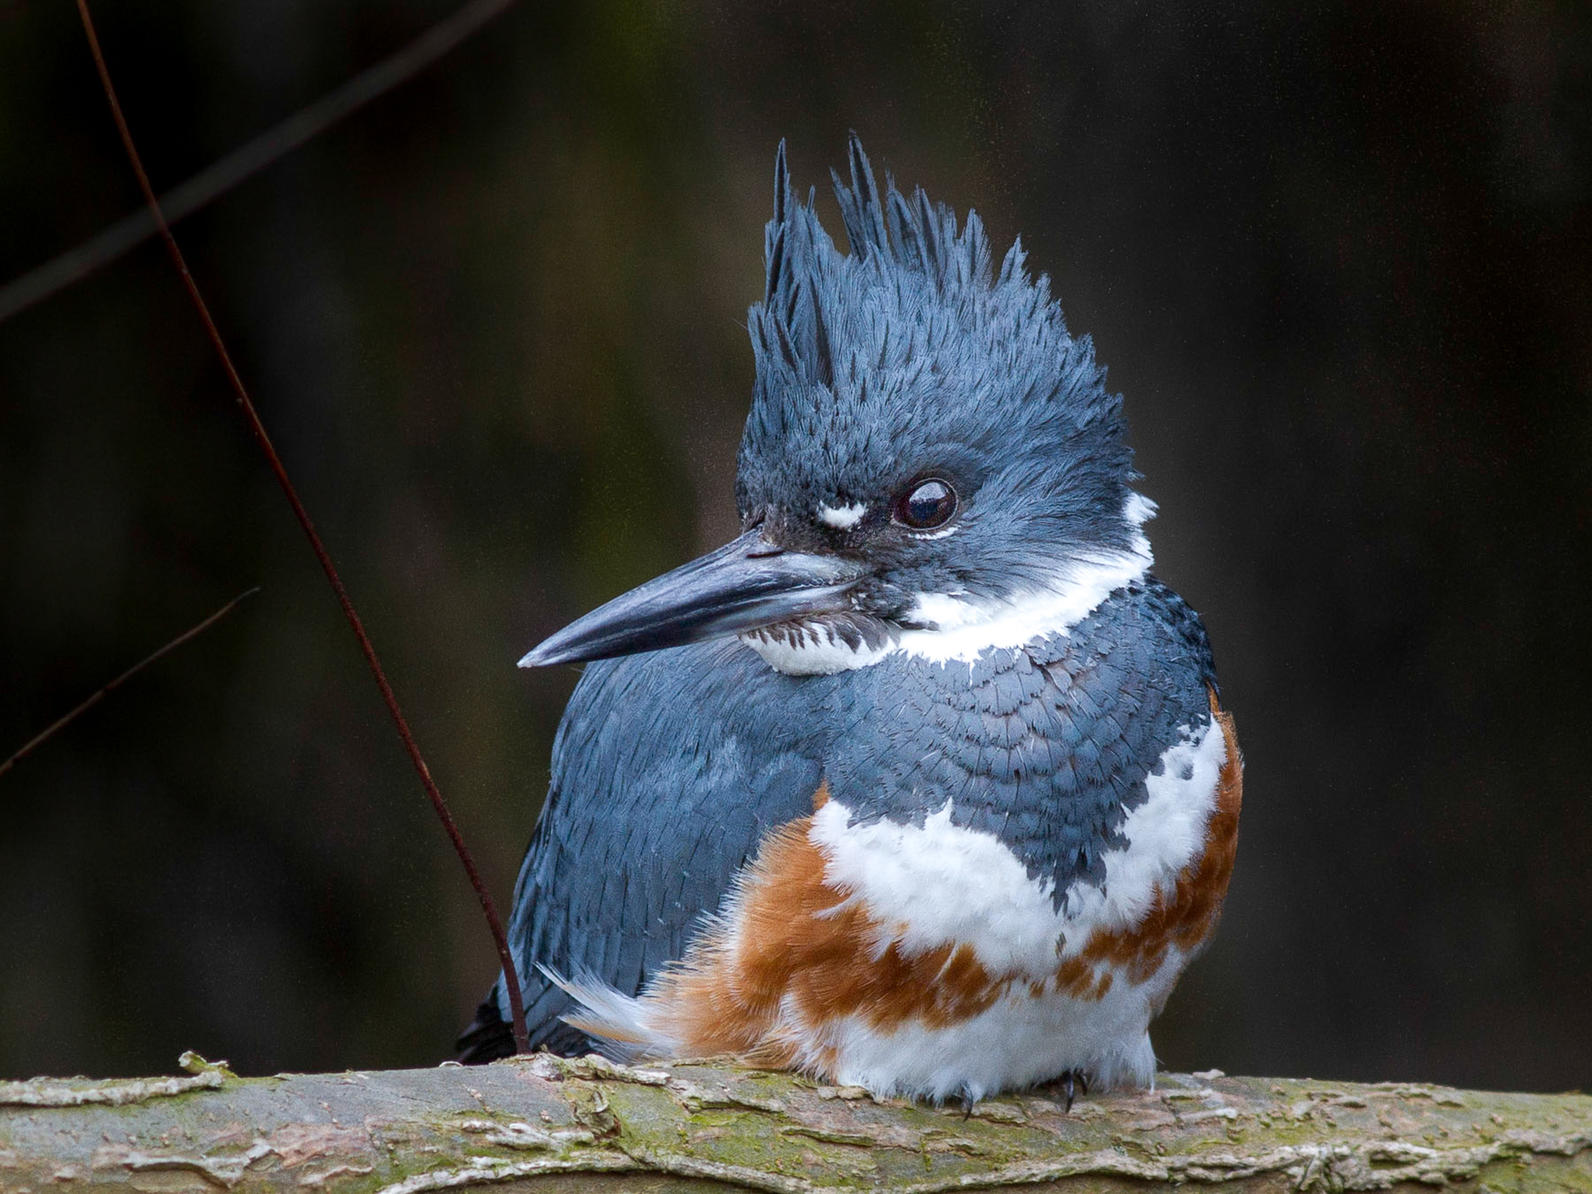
[
  {"left": 0, "top": 0, "right": 517, "bottom": 325},
  {"left": 73, "top": 0, "right": 529, "bottom": 1055},
  {"left": 0, "top": 588, "right": 258, "bottom": 780}
]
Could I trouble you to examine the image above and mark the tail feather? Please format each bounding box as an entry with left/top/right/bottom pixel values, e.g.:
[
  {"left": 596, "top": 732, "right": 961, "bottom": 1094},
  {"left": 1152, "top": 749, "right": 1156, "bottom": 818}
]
[
  {"left": 455, "top": 977, "right": 614, "bottom": 1064},
  {"left": 541, "top": 965, "right": 680, "bottom": 1061},
  {"left": 454, "top": 996, "right": 517, "bottom": 1065}
]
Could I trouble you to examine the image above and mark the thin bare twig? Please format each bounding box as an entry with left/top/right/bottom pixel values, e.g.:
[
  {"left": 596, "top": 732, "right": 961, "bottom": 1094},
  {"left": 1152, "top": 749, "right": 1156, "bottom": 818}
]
[
  {"left": 73, "top": 0, "right": 530, "bottom": 1055},
  {"left": 0, "top": 0, "right": 517, "bottom": 326},
  {"left": 0, "top": 588, "right": 259, "bottom": 780}
]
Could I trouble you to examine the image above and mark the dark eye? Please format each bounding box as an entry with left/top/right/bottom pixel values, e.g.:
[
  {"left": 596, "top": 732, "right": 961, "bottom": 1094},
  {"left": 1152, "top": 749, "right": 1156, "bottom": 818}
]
[{"left": 893, "top": 478, "right": 957, "bottom": 530}]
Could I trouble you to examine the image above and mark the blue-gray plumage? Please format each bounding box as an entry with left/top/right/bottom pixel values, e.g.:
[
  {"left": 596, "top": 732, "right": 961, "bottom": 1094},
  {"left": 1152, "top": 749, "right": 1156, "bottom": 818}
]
[
  {"left": 478, "top": 645, "right": 821, "bottom": 1054},
  {"left": 463, "top": 578, "right": 1217, "bottom": 1057},
  {"left": 459, "top": 137, "right": 1239, "bottom": 1103}
]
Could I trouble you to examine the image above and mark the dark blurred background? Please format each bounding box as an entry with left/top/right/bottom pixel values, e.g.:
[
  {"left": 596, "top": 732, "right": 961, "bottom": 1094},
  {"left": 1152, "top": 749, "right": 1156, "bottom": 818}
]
[{"left": 1, "top": 1, "right": 1588, "bottom": 1089}]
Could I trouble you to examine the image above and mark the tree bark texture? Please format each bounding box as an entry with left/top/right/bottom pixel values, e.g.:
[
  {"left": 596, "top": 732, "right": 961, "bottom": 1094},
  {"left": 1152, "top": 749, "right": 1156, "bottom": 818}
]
[{"left": 2, "top": 1052, "right": 1587, "bottom": 1193}]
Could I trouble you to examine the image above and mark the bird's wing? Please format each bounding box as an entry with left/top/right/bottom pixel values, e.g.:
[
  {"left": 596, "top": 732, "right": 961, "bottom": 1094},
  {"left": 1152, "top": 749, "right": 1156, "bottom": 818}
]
[
  {"left": 463, "top": 641, "right": 822, "bottom": 1061},
  {"left": 461, "top": 580, "right": 1221, "bottom": 1063}
]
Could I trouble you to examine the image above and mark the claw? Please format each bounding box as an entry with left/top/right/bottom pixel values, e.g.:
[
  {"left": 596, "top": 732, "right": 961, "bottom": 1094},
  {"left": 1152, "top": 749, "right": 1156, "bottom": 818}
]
[{"left": 1058, "top": 1068, "right": 1091, "bottom": 1113}]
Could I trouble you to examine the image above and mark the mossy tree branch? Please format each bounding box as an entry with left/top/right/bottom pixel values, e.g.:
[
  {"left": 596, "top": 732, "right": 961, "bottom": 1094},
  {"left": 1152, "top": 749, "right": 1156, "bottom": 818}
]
[{"left": 2, "top": 1052, "right": 1587, "bottom": 1192}]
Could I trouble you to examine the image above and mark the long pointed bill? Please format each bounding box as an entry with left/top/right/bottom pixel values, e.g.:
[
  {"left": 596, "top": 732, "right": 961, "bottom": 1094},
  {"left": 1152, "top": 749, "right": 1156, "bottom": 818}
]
[{"left": 518, "top": 526, "right": 865, "bottom": 667}]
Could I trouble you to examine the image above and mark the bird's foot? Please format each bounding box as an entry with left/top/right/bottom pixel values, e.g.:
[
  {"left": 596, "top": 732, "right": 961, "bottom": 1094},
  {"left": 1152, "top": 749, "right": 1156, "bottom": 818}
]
[{"left": 1057, "top": 1068, "right": 1091, "bottom": 1113}]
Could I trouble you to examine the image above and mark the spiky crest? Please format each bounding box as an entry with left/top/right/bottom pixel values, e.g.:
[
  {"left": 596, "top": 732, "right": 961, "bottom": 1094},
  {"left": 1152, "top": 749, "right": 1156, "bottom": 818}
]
[{"left": 737, "top": 135, "right": 1140, "bottom": 579}]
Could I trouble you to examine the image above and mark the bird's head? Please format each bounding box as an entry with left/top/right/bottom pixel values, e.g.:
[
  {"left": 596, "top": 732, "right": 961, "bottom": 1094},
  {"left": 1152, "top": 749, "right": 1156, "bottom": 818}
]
[{"left": 521, "top": 137, "right": 1153, "bottom": 675}]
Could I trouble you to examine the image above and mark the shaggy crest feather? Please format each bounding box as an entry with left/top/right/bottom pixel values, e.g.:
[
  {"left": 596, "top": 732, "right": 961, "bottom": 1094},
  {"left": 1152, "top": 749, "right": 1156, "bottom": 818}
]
[{"left": 736, "top": 134, "right": 1137, "bottom": 580}]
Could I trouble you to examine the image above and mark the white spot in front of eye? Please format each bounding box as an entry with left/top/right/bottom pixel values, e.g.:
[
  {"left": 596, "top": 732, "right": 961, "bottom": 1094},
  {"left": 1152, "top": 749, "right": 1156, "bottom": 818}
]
[{"left": 817, "top": 502, "right": 867, "bottom": 530}]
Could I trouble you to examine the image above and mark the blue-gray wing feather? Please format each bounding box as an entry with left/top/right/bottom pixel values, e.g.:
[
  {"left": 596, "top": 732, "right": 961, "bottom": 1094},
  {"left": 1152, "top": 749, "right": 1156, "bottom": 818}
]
[
  {"left": 461, "top": 577, "right": 1217, "bottom": 1060},
  {"left": 473, "top": 642, "right": 821, "bottom": 1056}
]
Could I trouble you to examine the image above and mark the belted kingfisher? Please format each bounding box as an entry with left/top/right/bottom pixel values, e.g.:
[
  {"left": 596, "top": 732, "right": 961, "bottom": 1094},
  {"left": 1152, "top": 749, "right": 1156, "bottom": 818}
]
[{"left": 459, "top": 136, "right": 1242, "bottom": 1106}]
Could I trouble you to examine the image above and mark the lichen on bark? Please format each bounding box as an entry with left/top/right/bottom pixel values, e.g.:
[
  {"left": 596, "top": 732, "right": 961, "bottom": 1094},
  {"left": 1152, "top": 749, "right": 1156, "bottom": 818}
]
[{"left": 1, "top": 1054, "right": 1587, "bottom": 1192}]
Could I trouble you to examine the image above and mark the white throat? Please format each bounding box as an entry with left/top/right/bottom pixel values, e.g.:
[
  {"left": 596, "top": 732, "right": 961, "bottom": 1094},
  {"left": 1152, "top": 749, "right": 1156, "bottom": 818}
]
[{"left": 739, "top": 493, "right": 1156, "bottom": 676}]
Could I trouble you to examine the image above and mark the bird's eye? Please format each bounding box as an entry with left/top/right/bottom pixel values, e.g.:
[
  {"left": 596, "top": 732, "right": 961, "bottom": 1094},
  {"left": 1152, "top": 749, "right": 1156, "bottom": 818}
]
[{"left": 893, "top": 478, "right": 957, "bottom": 530}]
